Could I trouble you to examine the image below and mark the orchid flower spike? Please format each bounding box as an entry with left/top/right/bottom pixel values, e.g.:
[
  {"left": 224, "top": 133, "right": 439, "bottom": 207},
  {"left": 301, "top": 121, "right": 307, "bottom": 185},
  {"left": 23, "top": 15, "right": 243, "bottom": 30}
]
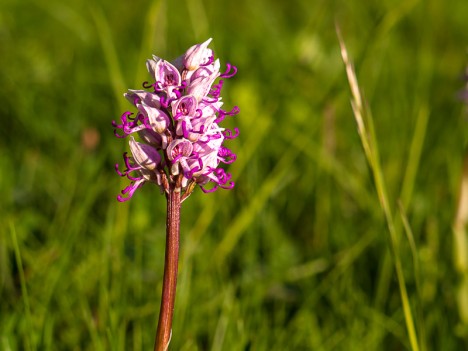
[{"left": 113, "top": 39, "right": 239, "bottom": 202}]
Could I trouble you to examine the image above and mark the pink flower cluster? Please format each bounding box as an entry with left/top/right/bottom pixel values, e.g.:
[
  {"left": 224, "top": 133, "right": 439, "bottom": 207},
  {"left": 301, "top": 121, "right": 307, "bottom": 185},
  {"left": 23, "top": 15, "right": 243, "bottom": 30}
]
[{"left": 113, "top": 39, "right": 239, "bottom": 202}]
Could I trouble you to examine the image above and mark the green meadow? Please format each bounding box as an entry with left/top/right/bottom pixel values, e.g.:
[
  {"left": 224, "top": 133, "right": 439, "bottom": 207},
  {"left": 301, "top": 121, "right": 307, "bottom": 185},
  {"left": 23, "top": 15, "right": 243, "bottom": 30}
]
[{"left": 2, "top": 0, "right": 468, "bottom": 349}]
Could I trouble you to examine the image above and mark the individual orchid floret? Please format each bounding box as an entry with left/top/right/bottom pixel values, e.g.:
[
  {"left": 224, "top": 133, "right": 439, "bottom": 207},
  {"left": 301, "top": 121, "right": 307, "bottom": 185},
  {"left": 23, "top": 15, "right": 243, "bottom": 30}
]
[
  {"left": 187, "top": 75, "right": 219, "bottom": 102},
  {"left": 153, "top": 60, "right": 182, "bottom": 95},
  {"left": 129, "top": 137, "right": 161, "bottom": 171},
  {"left": 137, "top": 103, "right": 170, "bottom": 133},
  {"left": 167, "top": 138, "right": 194, "bottom": 175},
  {"left": 183, "top": 38, "right": 213, "bottom": 71},
  {"left": 138, "top": 129, "right": 165, "bottom": 148},
  {"left": 172, "top": 95, "right": 198, "bottom": 120},
  {"left": 113, "top": 38, "right": 239, "bottom": 202}
]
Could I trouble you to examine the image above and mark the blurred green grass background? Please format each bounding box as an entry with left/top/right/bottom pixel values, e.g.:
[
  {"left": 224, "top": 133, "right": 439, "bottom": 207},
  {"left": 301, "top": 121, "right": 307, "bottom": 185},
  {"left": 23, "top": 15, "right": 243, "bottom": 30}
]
[{"left": 2, "top": 0, "right": 468, "bottom": 349}]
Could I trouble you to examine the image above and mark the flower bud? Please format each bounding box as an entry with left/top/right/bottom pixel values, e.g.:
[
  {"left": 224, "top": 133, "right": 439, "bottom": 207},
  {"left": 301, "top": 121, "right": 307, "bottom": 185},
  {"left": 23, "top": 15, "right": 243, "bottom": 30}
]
[
  {"left": 137, "top": 103, "right": 170, "bottom": 133},
  {"left": 138, "top": 129, "right": 164, "bottom": 147},
  {"left": 183, "top": 38, "right": 213, "bottom": 71},
  {"left": 146, "top": 55, "right": 161, "bottom": 81},
  {"left": 129, "top": 137, "right": 161, "bottom": 171}
]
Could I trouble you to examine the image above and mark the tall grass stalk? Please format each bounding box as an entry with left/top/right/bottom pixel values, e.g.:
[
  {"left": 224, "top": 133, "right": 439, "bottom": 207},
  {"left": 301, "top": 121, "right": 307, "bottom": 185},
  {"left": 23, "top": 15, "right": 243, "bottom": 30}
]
[
  {"left": 337, "top": 26, "right": 420, "bottom": 351},
  {"left": 10, "top": 223, "right": 35, "bottom": 351},
  {"left": 399, "top": 202, "right": 427, "bottom": 351}
]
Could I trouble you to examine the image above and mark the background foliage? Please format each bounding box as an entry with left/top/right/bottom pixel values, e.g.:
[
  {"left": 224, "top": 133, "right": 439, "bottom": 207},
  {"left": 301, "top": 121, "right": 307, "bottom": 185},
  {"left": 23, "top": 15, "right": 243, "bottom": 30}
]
[{"left": 1, "top": 0, "right": 468, "bottom": 350}]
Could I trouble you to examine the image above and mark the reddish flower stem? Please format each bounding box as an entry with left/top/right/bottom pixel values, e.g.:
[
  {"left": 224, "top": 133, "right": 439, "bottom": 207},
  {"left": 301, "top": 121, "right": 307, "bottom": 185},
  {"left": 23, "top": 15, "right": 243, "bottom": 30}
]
[{"left": 154, "top": 188, "right": 181, "bottom": 351}]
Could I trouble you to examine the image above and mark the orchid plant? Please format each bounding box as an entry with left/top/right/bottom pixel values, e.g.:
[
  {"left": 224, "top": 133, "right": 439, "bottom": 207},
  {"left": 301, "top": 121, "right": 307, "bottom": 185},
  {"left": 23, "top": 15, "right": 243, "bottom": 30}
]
[{"left": 112, "top": 38, "right": 239, "bottom": 351}]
